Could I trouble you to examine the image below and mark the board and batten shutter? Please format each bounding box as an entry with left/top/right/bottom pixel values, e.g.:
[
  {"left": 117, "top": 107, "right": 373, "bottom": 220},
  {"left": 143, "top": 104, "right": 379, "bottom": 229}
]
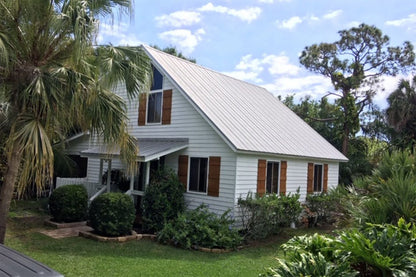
[
  {"left": 323, "top": 164, "right": 329, "bottom": 192},
  {"left": 208, "top": 156, "right": 221, "bottom": 197},
  {"left": 178, "top": 155, "right": 188, "bottom": 189},
  {"left": 257, "top": 159, "right": 266, "bottom": 196},
  {"left": 162, "top": 89, "right": 172, "bottom": 125},
  {"left": 307, "top": 163, "right": 314, "bottom": 194},
  {"left": 138, "top": 93, "right": 147, "bottom": 126},
  {"left": 279, "top": 161, "right": 287, "bottom": 195}
]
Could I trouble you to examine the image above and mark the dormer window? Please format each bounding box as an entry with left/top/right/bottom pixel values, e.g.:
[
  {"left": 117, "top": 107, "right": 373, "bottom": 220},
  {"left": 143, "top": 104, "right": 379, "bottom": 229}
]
[{"left": 138, "top": 65, "right": 172, "bottom": 126}]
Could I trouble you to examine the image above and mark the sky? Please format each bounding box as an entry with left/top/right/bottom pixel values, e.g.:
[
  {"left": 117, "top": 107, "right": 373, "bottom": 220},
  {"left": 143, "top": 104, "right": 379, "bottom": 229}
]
[{"left": 98, "top": 0, "right": 416, "bottom": 109}]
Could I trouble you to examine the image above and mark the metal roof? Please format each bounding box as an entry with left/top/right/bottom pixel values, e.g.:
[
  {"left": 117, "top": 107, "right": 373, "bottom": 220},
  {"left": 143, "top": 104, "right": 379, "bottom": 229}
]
[
  {"left": 0, "top": 244, "right": 63, "bottom": 277},
  {"left": 81, "top": 138, "right": 188, "bottom": 162},
  {"left": 143, "top": 45, "right": 347, "bottom": 162}
]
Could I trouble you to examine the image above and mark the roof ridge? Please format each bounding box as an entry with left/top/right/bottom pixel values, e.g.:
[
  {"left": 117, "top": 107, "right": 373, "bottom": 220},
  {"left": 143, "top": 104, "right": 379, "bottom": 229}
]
[{"left": 141, "top": 44, "right": 269, "bottom": 92}]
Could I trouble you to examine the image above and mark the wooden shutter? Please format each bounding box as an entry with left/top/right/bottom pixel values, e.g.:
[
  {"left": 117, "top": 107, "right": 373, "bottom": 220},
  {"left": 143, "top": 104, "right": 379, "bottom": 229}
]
[
  {"left": 138, "top": 93, "right": 147, "bottom": 126},
  {"left": 257, "top": 159, "right": 266, "bottom": 196},
  {"left": 279, "top": 161, "right": 287, "bottom": 196},
  {"left": 162, "top": 89, "right": 172, "bottom": 125},
  {"left": 178, "top": 155, "right": 188, "bottom": 189},
  {"left": 208, "top": 156, "right": 221, "bottom": 197},
  {"left": 323, "top": 164, "right": 329, "bottom": 192},
  {"left": 307, "top": 163, "right": 314, "bottom": 194}
]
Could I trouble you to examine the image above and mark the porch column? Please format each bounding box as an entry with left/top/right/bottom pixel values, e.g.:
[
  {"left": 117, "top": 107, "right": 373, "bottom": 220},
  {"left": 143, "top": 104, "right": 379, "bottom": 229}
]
[
  {"left": 106, "top": 159, "right": 112, "bottom": 192},
  {"left": 145, "top": 161, "right": 150, "bottom": 189},
  {"left": 98, "top": 159, "right": 104, "bottom": 185}
]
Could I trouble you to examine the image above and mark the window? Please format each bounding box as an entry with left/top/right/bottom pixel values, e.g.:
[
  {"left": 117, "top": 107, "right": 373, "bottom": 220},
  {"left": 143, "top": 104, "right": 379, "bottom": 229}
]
[
  {"left": 147, "top": 92, "right": 162, "bottom": 123},
  {"left": 189, "top": 157, "right": 208, "bottom": 193},
  {"left": 313, "top": 164, "right": 323, "bottom": 192},
  {"left": 266, "top": 161, "right": 279, "bottom": 193}
]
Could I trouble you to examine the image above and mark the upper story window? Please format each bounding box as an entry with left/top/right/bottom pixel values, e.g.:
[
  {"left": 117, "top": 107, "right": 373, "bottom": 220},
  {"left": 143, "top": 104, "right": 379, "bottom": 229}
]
[
  {"left": 313, "top": 164, "right": 323, "bottom": 192},
  {"left": 266, "top": 161, "right": 279, "bottom": 194},
  {"left": 147, "top": 66, "right": 163, "bottom": 124},
  {"left": 189, "top": 157, "right": 208, "bottom": 193}
]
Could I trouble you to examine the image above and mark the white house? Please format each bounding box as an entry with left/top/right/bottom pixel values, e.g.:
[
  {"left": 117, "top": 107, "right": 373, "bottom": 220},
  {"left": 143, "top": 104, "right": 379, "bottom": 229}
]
[{"left": 62, "top": 45, "right": 347, "bottom": 216}]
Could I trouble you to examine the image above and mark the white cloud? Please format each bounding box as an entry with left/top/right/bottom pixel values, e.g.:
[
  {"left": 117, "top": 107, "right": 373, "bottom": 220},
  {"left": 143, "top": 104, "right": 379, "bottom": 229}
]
[
  {"left": 346, "top": 21, "right": 361, "bottom": 28},
  {"left": 155, "top": 11, "right": 201, "bottom": 28},
  {"left": 258, "top": 0, "right": 274, "bottom": 3},
  {"left": 158, "top": 28, "right": 205, "bottom": 54},
  {"left": 323, "top": 9, "right": 343, "bottom": 20},
  {"left": 263, "top": 75, "right": 333, "bottom": 100},
  {"left": 222, "top": 53, "right": 302, "bottom": 84},
  {"left": 385, "top": 14, "right": 416, "bottom": 31},
  {"left": 223, "top": 70, "right": 263, "bottom": 83},
  {"left": 276, "top": 16, "right": 302, "bottom": 30},
  {"left": 198, "top": 3, "right": 262, "bottom": 23},
  {"left": 263, "top": 54, "right": 301, "bottom": 76},
  {"left": 97, "top": 22, "right": 143, "bottom": 45}
]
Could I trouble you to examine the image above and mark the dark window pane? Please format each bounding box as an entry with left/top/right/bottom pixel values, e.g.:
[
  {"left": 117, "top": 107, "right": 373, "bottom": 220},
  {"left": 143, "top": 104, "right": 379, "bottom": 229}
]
[
  {"left": 266, "top": 162, "right": 279, "bottom": 194},
  {"left": 189, "top": 157, "right": 208, "bottom": 193},
  {"left": 147, "top": 92, "right": 162, "bottom": 123},
  {"left": 314, "top": 164, "right": 323, "bottom": 192},
  {"left": 151, "top": 66, "right": 163, "bottom": 90},
  {"left": 272, "top": 163, "right": 279, "bottom": 193},
  {"left": 198, "top": 158, "right": 207, "bottom": 192}
]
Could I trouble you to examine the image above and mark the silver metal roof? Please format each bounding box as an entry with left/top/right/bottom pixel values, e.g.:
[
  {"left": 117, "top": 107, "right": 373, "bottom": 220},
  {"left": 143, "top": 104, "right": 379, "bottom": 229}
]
[
  {"left": 81, "top": 138, "right": 188, "bottom": 162},
  {"left": 143, "top": 45, "right": 347, "bottom": 162}
]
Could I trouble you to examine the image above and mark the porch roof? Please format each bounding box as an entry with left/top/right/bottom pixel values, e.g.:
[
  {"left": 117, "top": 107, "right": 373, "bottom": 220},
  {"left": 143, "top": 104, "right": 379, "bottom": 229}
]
[{"left": 80, "top": 138, "right": 188, "bottom": 162}]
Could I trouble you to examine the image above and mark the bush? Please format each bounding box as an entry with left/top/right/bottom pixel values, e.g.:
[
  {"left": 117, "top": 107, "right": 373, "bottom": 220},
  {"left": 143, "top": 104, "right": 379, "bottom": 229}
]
[
  {"left": 350, "top": 149, "right": 416, "bottom": 225},
  {"left": 142, "top": 169, "right": 185, "bottom": 233},
  {"left": 89, "top": 192, "right": 135, "bottom": 237},
  {"left": 49, "top": 184, "right": 88, "bottom": 222},
  {"left": 238, "top": 192, "right": 302, "bottom": 239},
  {"left": 263, "top": 219, "right": 416, "bottom": 277},
  {"left": 157, "top": 204, "right": 242, "bottom": 249}
]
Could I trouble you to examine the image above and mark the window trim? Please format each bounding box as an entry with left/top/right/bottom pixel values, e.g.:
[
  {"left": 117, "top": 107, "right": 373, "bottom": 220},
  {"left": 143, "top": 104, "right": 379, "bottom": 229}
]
[
  {"left": 266, "top": 160, "right": 281, "bottom": 194},
  {"left": 146, "top": 90, "right": 163, "bottom": 125},
  {"left": 187, "top": 156, "right": 209, "bottom": 195},
  {"left": 313, "top": 163, "right": 324, "bottom": 193}
]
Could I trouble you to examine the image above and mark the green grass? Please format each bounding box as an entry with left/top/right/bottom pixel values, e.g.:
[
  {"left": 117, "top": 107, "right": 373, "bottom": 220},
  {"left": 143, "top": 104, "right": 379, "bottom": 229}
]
[{"left": 5, "top": 200, "right": 328, "bottom": 277}]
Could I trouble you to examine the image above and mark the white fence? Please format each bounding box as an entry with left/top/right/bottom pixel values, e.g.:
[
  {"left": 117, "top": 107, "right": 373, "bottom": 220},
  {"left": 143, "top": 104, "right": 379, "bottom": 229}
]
[{"left": 55, "top": 177, "right": 101, "bottom": 198}]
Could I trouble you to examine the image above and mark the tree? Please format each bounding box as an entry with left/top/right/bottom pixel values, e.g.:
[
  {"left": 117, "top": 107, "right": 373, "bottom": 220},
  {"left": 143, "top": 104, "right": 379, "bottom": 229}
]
[
  {"left": 300, "top": 23, "right": 415, "bottom": 155},
  {"left": 386, "top": 76, "right": 416, "bottom": 149},
  {"left": 282, "top": 95, "right": 373, "bottom": 184},
  {"left": 0, "top": 0, "right": 151, "bottom": 243}
]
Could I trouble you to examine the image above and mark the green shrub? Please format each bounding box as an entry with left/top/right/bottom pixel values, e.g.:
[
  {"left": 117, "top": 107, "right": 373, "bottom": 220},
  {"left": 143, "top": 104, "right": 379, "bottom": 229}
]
[
  {"left": 49, "top": 184, "right": 88, "bottom": 222},
  {"left": 264, "top": 219, "right": 416, "bottom": 276},
  {"left": 157, "top": 205, "right": 242, "bottom": 249},
  {"left": 350, "top": 149, "right": 416, "bottom": 225},
  {"left": 142, "top": 169, "right": 185, "bottom": 233},
  {"left": 89, "top": 192, "right": 135, "bottom": 237},
  {"left": 305, "top": 192, "right": 336, "bottom": 226},
  {"left": 238, "top": 192, "right": 302, "bottom": 239}
]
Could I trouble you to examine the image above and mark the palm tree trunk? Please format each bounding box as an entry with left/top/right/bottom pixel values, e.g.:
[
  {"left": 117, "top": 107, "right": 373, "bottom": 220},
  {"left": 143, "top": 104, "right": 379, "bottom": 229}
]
[
  {"left": 0, "top": 144, "right": 21, "bottom": 244},
  {"left": 342, "top": 127, "right": 349, "bottom": 156}
]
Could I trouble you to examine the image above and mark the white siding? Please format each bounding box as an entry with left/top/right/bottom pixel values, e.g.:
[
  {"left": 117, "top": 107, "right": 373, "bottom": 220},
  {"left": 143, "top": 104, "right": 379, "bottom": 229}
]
[
  {"left": 115, "top": 77, "right": 237, "bottom": 215},
  {"left": 235, "top": 154, "right": 340, "bottom": 202}
]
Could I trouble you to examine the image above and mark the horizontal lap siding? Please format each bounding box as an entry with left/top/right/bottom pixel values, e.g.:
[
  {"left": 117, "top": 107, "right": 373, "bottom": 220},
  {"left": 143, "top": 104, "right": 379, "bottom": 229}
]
[
  {"left": 124, "top": 79, "right": 237, "bottom": 216},
  {"left": 235, "top": 155, "right": 339, "bottom": 202}
]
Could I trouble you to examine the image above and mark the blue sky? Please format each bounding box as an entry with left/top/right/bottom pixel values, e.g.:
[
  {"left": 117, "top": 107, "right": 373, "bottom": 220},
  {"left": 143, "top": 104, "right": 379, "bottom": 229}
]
[{"left": 98, "top": 0, "right": 416, "bottom": 108}]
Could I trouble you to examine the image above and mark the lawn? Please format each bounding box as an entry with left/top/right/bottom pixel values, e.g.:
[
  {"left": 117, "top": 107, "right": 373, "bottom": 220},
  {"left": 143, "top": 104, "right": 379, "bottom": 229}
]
[{"left": 5, "top": 200, "right": 326, "bottom": 277}]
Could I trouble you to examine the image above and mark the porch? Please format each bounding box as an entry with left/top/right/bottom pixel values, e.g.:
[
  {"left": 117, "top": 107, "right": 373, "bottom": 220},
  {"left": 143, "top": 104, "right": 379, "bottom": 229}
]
[{"left": 56, "top": 138, "right": 188, "bottom": 204}]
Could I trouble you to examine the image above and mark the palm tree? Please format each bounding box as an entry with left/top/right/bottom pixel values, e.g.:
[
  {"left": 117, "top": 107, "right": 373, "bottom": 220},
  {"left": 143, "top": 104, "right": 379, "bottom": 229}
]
[
  {"left": 0, "top": 0, "right": 151, "bottom": 243},
  {"left": 386, "top": 76, "right": 416, "bottom": 149}
]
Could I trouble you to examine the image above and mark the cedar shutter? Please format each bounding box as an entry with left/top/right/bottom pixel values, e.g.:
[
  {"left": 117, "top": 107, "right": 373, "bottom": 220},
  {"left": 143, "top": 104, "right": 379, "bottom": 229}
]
[
  {"left": 208, "top": 156, "right": 221, "bottom": 197},
  {"left": 138, "top": 93, "right": 147, "bottom": 126},
  {"left": 178, "top": 155, "right": 188, "bottom": 189},
  {"left": 307, "top": 163, "right": 314, "bottom": 194},
  {"left": 323, "top": 164, "right": 329, "bottom": 192},
  {"left": 279, "top": 161, "right": 287, "bottom": 196},
  {"left": 257, "top": 159, "right": 266, "bottom": 196},
  {"left": 162, "top": 89, "right": 172, "bottom": 125}
]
